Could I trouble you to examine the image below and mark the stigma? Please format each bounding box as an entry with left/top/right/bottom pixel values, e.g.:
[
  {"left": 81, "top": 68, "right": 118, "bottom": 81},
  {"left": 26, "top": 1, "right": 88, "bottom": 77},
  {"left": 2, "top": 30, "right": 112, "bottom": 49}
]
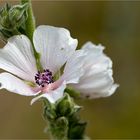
[{"left": 35, "top": 69, "right": 53, "bottom": 87}]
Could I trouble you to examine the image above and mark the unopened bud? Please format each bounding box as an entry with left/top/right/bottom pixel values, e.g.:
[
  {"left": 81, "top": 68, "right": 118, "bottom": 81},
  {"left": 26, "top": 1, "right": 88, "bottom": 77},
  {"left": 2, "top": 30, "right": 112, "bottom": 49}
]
[
  {"left": 9, "top": 3, "right": 28, "bottom": 28},
  {"left": 43, "top": 99, "right": 57, "bottom": 120},
  {"left": 56, "top": 94, "right": 74, "bottom": 116},
  {"left": 0, "top": 3, "right": 28, "bottom": 39}
]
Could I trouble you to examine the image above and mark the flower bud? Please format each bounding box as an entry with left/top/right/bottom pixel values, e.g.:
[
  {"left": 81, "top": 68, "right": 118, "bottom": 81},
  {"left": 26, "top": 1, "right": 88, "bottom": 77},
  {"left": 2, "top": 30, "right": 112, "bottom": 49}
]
[
  {"left": 56, "top": 117, "right": 68, "bottom": 128},
  {"left": 0, "top": 3, "right": 28, "bottom": 39},
  {"left": 49, "top": 117, "right": 68, "bottom": 139},
  {"left": 44, "top": 105, "right": 57, "bottom": 120},
  {"left": 56, "top": 94, "right": 75, "bottom": 116},
  {"left": 68, "top": 122, "right": 87, "bottom": 139},
  {"left": 9, "top": 3, "right": 28, "bottom": 28},
  {"left": 0, "top": 4, "right": 10, "bottom": 30},
  {"left": 43, "top": 99, "right": 57, "bottom": 120}
]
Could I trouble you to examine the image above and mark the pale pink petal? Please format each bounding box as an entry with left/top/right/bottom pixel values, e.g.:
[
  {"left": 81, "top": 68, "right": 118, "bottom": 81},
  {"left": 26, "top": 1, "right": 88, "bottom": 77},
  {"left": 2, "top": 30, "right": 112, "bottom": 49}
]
[
  {"left": 71, "top": 42, "right": 119, "bottom": 98},
  {"left": 0, "top": 35, "right": 37, "bottom": 82},
  {"left": 59, "top": 50, "right": 86, "bottom": 84},
  {"left": 31, "top": 82, "right": 66, "bottom": 105},
  {"left": 33, "top": 25, "right": 78, "bottom": 74},
  {"left": 0, "top": 73, "right": 39, "bottom": 96}
]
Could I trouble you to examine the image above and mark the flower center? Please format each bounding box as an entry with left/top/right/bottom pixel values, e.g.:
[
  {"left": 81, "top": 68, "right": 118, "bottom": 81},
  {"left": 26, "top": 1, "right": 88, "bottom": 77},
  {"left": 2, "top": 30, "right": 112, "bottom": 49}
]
[{"left": 35, "top": 69, "right": 53, "bottom": 87}]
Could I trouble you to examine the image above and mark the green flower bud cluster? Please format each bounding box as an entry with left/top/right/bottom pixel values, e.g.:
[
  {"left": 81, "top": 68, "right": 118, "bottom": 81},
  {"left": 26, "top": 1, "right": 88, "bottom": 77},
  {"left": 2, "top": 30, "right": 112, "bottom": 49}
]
[
  {"left": 0, "top": 3, "right": 28, "bottom": 41},
  {"left": 43, "top": 94, "right": 87, "bottom": 140}
]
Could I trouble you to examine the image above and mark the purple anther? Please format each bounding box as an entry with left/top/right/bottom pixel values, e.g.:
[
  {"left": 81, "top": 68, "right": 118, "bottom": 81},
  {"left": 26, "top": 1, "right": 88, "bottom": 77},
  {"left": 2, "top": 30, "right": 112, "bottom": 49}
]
[{"left": 35, "top": 69, "right": 54, "bottom": 87}]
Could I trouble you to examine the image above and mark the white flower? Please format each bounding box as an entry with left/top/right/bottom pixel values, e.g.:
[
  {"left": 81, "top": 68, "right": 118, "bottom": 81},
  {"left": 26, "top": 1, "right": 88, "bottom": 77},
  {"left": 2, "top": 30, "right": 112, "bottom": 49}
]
[
  {"left": 70, "top": 42, "right": 119, "bottom": 99},
  {"left": 0, "top": 25, "right": 118, "bottom": 104}
]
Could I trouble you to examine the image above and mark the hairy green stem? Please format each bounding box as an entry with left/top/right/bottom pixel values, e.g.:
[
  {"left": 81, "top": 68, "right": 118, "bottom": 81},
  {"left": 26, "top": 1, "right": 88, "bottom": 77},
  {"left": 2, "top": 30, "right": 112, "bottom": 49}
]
[
  {"left": 21, "top": 0, "right": 42, "bottom": 71},
  {"left": 21, "top": 0, "right": 35, "bottom": 41}
]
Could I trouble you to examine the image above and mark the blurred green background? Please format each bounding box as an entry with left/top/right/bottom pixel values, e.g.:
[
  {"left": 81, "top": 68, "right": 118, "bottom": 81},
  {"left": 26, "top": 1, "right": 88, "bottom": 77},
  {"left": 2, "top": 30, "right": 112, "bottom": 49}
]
[{"left": 0, "top": 0, "right": 140, "bottom": 139}]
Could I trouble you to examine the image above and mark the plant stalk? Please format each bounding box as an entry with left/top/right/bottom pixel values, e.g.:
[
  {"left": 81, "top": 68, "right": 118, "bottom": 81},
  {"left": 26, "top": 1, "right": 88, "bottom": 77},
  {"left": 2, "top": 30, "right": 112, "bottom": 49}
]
[
  {"left": 21, "top": 0, "right": 42, "bottom": 71},
  {"left": 21, "top": 0, "right": 35, "bottom": 41}
]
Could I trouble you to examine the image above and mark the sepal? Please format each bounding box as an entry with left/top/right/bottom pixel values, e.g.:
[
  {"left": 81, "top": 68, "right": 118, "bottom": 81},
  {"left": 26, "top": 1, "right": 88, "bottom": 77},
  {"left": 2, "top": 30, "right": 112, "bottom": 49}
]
[{"left": 65, "top": 87, "right": 80, "bottom": 98}]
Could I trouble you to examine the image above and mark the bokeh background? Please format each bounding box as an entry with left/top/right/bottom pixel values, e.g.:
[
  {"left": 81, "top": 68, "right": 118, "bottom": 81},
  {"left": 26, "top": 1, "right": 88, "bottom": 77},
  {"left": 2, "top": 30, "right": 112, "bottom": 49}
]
[{"left": 0, "top": 0, "right": 140, "bottom": 139}]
